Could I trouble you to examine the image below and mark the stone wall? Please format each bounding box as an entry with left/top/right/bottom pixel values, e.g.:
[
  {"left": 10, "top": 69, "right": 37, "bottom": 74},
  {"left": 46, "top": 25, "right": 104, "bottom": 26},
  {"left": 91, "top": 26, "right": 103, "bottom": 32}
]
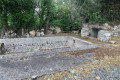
[
  {"left": 81, "top": 28, "right": 90, "bottom": 37},
  {"left": 0, "top": 36, "right": 94, "bottom": 54},
  {"left": 98, "top": 30, "right": 112, "bottom": 42},
  {"left": 81, "top": 23, "right": 120, "bottom": 42}
]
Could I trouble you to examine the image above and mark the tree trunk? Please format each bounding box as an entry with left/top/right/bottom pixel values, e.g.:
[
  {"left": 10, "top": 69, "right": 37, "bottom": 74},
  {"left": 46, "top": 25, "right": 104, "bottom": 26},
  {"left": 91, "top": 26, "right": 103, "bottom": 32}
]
[
  {"left": 21, "top": 27, "right": 24, "bottom": 37},
  {"left": 44, "top": 19, "right": 50, "bottom": 34}
]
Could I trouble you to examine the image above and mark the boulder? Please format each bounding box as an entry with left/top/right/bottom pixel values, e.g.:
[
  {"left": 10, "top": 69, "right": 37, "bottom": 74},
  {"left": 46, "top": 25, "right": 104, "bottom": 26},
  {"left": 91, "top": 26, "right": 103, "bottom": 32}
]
[
  {"left": 25, "top": 33, "right": 30, "bottom": 38},
  {"left": 54, "top": 27, "right": 61, "bottom": 33},
  {"left": 109, "top": 41, "right": 116, "bottom": 44},
  {"left": 40, "top": 32, "right": 45, "bottom": 36},
  {"left": 83, "top": 23, "right": 89, "bottom": 27},
  {"left": 29, "top": 30, "right": 36, "bottom": 37},
  {"left": 112, "top": 31, "right": 119, "bottom": 37},
  {"left": 10, "top": 30, "right": 14, "bottom": 34},
  {"left": 103, "top": 23, "right": 109, "bottom": 27},
  {"left": 72, "top": 31, "right": 79, "bottom": 34},
  {"left": 41, "top": 29, "right": 44, "bottom": 32},
  {"left": 3, "top": 32, "right": 9, "bottom": 39},
  {"left": 103, "top": 23, "right": 111, "bottom": 30},
  {"left": 48, "top": 30, "right": 53, "bottom": 34},
  {"left": 113, "top": 26, "right": 118, "bottom": 31},
  {"left": 118, "top": 25, "right": 120, "bottom": 29},
  {"left": 81, "top": 28, "right": 90, "bottom": 37},
  {"left": 49, "top": 27, "right": 55, "bottom": 31},
  {"left": 98, "top": 30, "right": 112, "bottom": 42},
  {"left": 10, "top": 33, "right": 17, "bottom": 38},
  {"left": 36, "top": 32, "right": 41, "bottom": 37}
]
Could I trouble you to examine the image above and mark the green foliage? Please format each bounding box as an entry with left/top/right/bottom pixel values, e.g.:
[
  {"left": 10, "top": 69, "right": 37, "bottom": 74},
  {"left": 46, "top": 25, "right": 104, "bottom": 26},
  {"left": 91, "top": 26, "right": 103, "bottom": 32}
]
[
  {"left": 50, "top": 0, "right": 82, "bottom": 32},
  {"left": 9, "top": 0, "right": 35, "bottom": 30},
  {"left": 0, "top": 0, "right": 120, "bottom": 33},
  {"left": 0, "top": 0, "right": 35, "bottom": 31},
  {"left": 73, "top": 0, "right": 105, "bottom": 24},
  {"left": 100, "top": 0, "right": 120, "bottom": 22}
]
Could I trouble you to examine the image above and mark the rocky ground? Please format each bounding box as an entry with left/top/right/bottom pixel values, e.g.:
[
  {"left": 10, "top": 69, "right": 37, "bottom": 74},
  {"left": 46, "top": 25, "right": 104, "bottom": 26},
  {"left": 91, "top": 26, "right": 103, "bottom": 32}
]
[{"left": 24, "top": 34, "right": 120, "bottom": 80}]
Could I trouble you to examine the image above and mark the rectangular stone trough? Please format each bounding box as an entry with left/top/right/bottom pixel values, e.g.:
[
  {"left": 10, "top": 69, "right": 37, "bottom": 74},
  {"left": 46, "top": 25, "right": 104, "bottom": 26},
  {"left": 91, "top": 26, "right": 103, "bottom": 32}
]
[
  {"left": 0, "top": 36, "right": 99, "bottom": 80},
  {"left": 0, "top": 36, "right": 98, "bottom": 57}
]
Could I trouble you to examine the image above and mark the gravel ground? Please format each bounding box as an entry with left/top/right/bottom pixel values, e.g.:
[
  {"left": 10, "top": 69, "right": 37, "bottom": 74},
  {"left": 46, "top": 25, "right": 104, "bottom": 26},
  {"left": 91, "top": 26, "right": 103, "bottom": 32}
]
[
  {"left": 72, "top": 66, "right": 120, "bottom": 80},
  {"left": 32, "top": 64, "right": 120, "bottom": 80},
  {"left": 88, "top": 66, "right": 120, "bottom": 80}
]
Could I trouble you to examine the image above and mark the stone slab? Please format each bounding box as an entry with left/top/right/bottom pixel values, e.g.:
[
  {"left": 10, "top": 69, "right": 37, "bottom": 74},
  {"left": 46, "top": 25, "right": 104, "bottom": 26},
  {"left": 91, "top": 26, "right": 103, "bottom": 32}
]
[{"left": 0, "top": 52, "right": 96, "bottom": 80}]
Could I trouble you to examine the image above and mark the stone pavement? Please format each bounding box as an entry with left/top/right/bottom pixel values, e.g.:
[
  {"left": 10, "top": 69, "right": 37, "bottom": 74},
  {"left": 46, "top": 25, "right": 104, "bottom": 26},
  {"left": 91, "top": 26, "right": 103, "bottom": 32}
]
[{"left": 0, "top": 50, "right": 96, "bottom": 80}]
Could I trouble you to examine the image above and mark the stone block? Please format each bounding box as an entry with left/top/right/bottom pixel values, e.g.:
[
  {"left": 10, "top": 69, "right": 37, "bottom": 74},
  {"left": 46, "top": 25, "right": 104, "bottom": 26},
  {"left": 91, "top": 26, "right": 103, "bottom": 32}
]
[
  {"left": 81, "top": 28, "right": 90, "bottom": 37},
  {"left": 98, "top": 30, "right": 112, "bottom": 42}
]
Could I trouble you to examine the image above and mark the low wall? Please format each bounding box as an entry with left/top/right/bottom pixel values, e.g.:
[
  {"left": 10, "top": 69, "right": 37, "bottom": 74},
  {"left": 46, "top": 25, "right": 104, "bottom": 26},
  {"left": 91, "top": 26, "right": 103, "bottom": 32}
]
[{"left": 0, "top": 36, "right": 94, "bottom": 53}]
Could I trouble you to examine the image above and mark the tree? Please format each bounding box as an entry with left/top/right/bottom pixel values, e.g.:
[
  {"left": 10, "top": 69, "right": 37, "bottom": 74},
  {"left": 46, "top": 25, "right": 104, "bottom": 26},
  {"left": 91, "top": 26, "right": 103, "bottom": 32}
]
[
  {"left": 0, "top": 0, "right": 36, "bottom": 36},
  {"left": 35, "top": 0, "right": 55, "bottom": 34},
  {"left": 0, "top": 0, "right": 9, "bottom": 30},
  {"left": 9, "top": 0, "right": 36, "bottom": 36},
  {"left": 100, "top": 0, "right": 120, "bottom": 22}
]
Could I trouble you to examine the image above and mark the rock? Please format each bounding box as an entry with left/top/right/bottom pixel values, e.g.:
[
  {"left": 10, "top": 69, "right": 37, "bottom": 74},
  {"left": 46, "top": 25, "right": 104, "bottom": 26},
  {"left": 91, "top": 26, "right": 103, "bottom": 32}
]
[
  {"left": 72, "top": 31, "right": 79, "bottom": 34},
  {"left": 49, "top": 27, "right": 55, "bottom": 31},
  {"left": 3, "top": 32, "right": 9, "bottom": 39},
  {"left": 25, "top": 33, "right": 30, "bottom": 38},
  {"left": 48, "top": 30, "right": 53, "bottom": 34},
  {"left": 81, "top": 28, "right": 90, "bottom": 37},
  {"left": 29, "top": 30, "right": 36, "bottom": 37},
  {"left": 118, "top": 25, "right": 120, "bottom": 29},
  {"left": 113, "top": 26, "right": 118, "bottom": 30},
  {"left": 103, "top": 23, "right": 111, "bottom": 30},
  {"left": 96, "top": 76, "right": 100, "bottom": 80},
  {"left": 36, "top": 32, "right": 41, "bottom": 37},
  {"left": 98, "top": 30, "right": 112, "bottom": 42},
  {"left": 103, "top": 27, "right": 110, "bottom": 30},
  {"left": 10, "top": 33, "right": 17, "bottom": 38},
  {"left": 40, "top": 32, "right": 44, "bottom": 36},
  {"left": 112, "top": 31, "right": 119, "bottom": 37},
  {"left": 41, "top": 29, "right": 44, "bottom": 32},
  {"left": 73, "top": 76, "right": 79, "bottom": 80},
  {"left": 83, "top": 23, "right": 89, "bottom": 27},
  {"left": 109, "top": 41, "right": 116, "bottom": 44},
  {"left": 55, "top": 27, "right": 62, "bottom": 33},
  {"left": 103, "top": 23, "right": 109, "bottom": 27},
  {"left": 10, "top": 30, "right": 14, "bottom": 34},
  {"left": 32, "top": 75, "right": 38, "bottom": 79},
  {"left": 69, "top": 69, "right": 76, "bottom": 74}
]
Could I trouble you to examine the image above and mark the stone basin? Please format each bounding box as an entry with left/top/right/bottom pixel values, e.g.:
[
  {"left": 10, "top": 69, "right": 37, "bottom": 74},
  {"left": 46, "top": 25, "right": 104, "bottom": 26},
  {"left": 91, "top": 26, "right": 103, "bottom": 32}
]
[{"left": 0, "top": 36, "right": 98, "bottom": 80}]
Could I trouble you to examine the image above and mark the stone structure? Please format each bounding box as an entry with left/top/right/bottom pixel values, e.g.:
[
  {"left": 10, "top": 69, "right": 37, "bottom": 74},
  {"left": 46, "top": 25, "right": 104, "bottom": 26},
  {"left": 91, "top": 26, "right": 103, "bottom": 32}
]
[
  {"left": 0, "top": 36, "right": 97, "bottom": 54},
  {"left": 98, "top": 30, "right": 112, "bottom": 42},
  {"left": 29, "top": 30, "right": 36, "bottom": 37},
  {"left": 89, "top": 28, "right": 100, "bottom": 38},
  {"left": 54, "top": 27, "right": 62, "bottom": 33},
  {"left": 81, "top": 23, "right": 120, "bottom": 42},
  {"left": 81, "top": 28, "right": 90, "bottom": 37}
]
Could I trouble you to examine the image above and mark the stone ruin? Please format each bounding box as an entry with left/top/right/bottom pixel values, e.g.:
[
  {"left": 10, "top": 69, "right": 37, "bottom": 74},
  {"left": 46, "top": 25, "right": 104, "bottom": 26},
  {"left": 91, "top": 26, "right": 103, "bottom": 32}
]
[
  {"left": 0, "top": 36, "right": 98, "bottom": 54},
  {"left": 81, "top": 23, "right": 120, "bottom": 42}
]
